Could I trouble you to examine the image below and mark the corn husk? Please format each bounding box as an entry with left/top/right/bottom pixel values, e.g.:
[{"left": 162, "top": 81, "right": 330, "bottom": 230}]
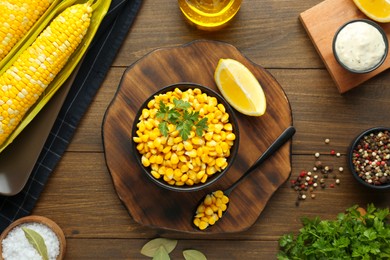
[{"left": 0, "top": 0, "right": 111, "bottom": 153}]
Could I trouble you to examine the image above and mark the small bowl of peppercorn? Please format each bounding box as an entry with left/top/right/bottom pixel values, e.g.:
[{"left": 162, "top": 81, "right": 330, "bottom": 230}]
[{"left": 348, "top": 127, "right": 390, "bottom": 190}]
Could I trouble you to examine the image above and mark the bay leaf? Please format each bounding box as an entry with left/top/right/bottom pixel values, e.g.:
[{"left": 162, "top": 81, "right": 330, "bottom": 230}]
[
  {"left": 183, "top": 249, "right": 207, "bottom": 260},
  {"left": 141, "top": 238, "right": 178, "bottom": 257},
  {"left": 152, "top": 246, "right": 170, "bottom": 260},
  {"left": 22, "top": 227, "right": 49, "bottom": 260}
]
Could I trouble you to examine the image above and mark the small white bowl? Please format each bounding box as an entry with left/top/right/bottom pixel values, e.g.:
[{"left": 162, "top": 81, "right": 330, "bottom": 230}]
[
  {"left": 0, "top": 215, "right": 66, "bottom": 260},
  {"left": 333, "top": 19, "right": 389, "bottom": 74}
]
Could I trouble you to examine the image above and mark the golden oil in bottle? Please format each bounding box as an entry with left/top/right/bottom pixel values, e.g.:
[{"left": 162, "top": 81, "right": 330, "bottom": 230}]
[{"left": 178, "top": 0, "right": 242, "bottom": 31}]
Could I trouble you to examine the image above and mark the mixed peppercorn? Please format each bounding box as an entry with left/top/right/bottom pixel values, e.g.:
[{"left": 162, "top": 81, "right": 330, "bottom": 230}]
[
  {"left": 351, "top": 130, "right": 390, "bottom": 186},
  {"left": 291, "top": 130, "right": 390, "bottom": 205},
  {"left": 290, "top": 139, "right": 343, "bottom": 206}
]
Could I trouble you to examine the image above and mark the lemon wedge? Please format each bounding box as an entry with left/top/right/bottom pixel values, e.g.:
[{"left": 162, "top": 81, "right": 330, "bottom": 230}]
[
  {"left": 353, "top": 0, "right": 390, "bottom": 23},
  {"left": 214, "top": 58, "right": 266, "bottom": 116}
]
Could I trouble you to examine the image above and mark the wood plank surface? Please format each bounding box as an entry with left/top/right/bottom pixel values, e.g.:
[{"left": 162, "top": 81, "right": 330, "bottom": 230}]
[
  {"left": 9, "top": 0, "right": 390, "bottom": 258},
  {"left": 34, "top": 152, "right": 390, "bottom": 239},
  {"left": 64, "top": 239, "right": 278, "bottom": 259}
]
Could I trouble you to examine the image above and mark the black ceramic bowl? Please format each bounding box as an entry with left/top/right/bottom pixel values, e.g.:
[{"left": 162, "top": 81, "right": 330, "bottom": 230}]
[
  {"left": 131, "top": 83, "right": 240, "bottom": 192},
  {"left": 332, "top": 19, "right": 389, "bottom": 74},
  {"left": 348, "top": 127, "right": 390, "bottom": 190}
]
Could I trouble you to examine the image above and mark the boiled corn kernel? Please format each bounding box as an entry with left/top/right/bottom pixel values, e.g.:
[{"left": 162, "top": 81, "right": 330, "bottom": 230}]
[
  {"left": 198, "top": 221, "right": 208, "bottom": 230},
  {"left": 226, "top": 133, "right": 236, "bottom": 141},
  {"left": 183, "top": 141, "right": 193, "bottom": 151},
  {"left": 200, "top": 174, "right": 208, "bottom": 183},
  {"left": 196, "top": 170, "right": 205, "bottom": 181},
  {"left": 180, "top": 174, "right": 188, "bottom": 182},
  {"left": 221, "top": 113, "right": 229, "bottom": 123},
  {"left": 141, "top": 156, "right": 150, "bottom": 167},
  {"left": 179, "top": 155, "right": 187, "bottom": 162},
  {"left": 132, "top": 88, "right": 236, "bottom": 187},
  {"left": 215, "top": 157, "right": 227, "bottom": 168},
  {"left": 151, "top": 170, "right": 161, "bottom": 179},
  {"left": 193, "top": 190, "right": 229, "bottom": 230},
  {"left": 170, "top": 153, "right": 179, "bottom": 164}
]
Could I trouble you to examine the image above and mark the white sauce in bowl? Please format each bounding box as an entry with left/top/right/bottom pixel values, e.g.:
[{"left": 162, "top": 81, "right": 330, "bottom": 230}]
[{"left": 334, "top": 21, "right": 387, "bottom": 72}]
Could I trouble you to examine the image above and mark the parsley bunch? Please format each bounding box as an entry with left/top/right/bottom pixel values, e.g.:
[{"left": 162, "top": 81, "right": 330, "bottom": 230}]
[
  {"left": 156, "top": 99, "right": 208, "bottom": 141},
  {"left": 278, "top": 204, "right": 390, "bottom": 259}
]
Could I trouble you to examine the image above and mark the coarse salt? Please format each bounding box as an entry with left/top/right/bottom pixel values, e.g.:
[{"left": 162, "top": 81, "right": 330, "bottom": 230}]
[{"left": 2, "top": 222, "right": 60, "bottom": 260}]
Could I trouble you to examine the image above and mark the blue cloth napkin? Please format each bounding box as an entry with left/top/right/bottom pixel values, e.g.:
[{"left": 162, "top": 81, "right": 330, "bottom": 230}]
[{"left": 0, "top": 0, "right": 143, "bottom": 232}]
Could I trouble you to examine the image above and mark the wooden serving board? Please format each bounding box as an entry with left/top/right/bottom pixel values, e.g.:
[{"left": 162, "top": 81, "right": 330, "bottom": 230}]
[
  {"left": 299, "top": 0, "right": 390, "bottom": 93},
  {"left": 102, "top": 40, "right": 293, "bottom": 233}
]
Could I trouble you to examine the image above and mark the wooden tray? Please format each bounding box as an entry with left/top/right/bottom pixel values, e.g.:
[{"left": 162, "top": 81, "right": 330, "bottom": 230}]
[
  {"left": 299, "top": 0, "right": 390, "bottom": 94},
  {"left": 102, "top": 40, "right": 293, "bottom": 233}
]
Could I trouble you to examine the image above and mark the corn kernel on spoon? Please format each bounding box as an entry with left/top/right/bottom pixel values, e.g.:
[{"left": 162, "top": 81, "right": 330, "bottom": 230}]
[{"left": 193, "top": 126, "right": 296, "bottom": 230}]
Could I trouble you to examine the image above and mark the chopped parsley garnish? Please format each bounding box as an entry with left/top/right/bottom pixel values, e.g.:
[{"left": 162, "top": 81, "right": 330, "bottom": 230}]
[{"left": 156, "top": 99, "right": 208, "bottom": 140}]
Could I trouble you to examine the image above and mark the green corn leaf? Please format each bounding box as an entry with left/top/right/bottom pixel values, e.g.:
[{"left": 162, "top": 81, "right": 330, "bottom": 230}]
[{"left": 0, "top": 0, "right": 112, "bottom": 153}]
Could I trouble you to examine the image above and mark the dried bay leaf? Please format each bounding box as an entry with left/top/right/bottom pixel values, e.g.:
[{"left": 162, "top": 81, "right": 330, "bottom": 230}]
[
  {"left": 141, "top": 238, "right": 178, "bottom": 257},
  {"left": 153, "top": 246, "right": 170, "bottom": 260},
  {"left": 183, "top": 249, "right": 207, "bottom": 260},
  {"left": 22, "top": 227, "right": 49, "bottom": 260}
]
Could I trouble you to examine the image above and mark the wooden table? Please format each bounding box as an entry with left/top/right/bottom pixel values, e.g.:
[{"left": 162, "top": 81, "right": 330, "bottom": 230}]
[{"left": 31, "top": 0, "right": 390, "bottom": 258}]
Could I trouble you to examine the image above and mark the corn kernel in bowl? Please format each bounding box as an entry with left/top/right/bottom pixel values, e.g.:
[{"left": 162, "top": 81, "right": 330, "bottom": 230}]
[{"left": 131, "top": 83, "right": 239, "bottom": 192}]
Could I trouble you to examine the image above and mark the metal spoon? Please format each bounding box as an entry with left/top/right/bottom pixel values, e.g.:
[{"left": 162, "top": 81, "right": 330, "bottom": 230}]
[{"left": 193, "top": 126, "right": 296, "bottom": 230}]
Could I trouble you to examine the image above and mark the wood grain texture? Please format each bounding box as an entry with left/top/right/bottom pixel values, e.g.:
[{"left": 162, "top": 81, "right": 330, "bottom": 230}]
[
  {"left": 299, "top": 0, "right": 390, "bottom": 93},
  {"left": 115, "top": 0, "right": 325, "bottom": 69},
  {"left": 64, "top": 239, "right": 278, "bottom": 259},
  {"left": 102, "top": 40, "right": 293, "bottom": 233},
  {"left": 20, "top": 0, "right": 390, "bottom": 258},
  {"left": 34, "top": 153, "right": 390, "bottom": 240}
]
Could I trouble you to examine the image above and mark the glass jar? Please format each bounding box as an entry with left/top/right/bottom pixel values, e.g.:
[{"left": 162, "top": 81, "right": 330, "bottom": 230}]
[{"left": 178, "top": 0, "right": 242, "bottom": 31}]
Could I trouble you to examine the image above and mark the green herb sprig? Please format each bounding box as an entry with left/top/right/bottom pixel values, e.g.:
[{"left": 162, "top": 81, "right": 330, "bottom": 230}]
[
  {"left": 277, "top": 204, "right": 390, "bottom": 259},
  {"left": 156, "top": 99, "right": 208, "bottom": 141}
]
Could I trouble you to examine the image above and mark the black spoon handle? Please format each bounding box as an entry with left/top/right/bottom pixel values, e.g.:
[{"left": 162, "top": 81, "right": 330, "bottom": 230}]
[{"left": 224, "top": 126, "right": 296, "bottom": 195}]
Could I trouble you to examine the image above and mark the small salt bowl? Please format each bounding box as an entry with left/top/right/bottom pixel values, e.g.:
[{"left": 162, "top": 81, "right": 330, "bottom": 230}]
[
  {"left": 0, "top": 215, "right": 66, "bottom": 260},
  {"left": 348, "top": 127, "right": 390, "bottom": 190},
  {"left": 332, "top": 19, "right": 389, "bottom": 74}
]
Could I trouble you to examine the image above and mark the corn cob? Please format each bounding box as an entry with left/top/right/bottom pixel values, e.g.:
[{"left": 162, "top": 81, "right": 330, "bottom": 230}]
[
  {"left": 0, "top": 2, "right": 93, "bottom": 146},
  {"left": 0, "top": 0, "right": 54, "bottom": 61}
]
